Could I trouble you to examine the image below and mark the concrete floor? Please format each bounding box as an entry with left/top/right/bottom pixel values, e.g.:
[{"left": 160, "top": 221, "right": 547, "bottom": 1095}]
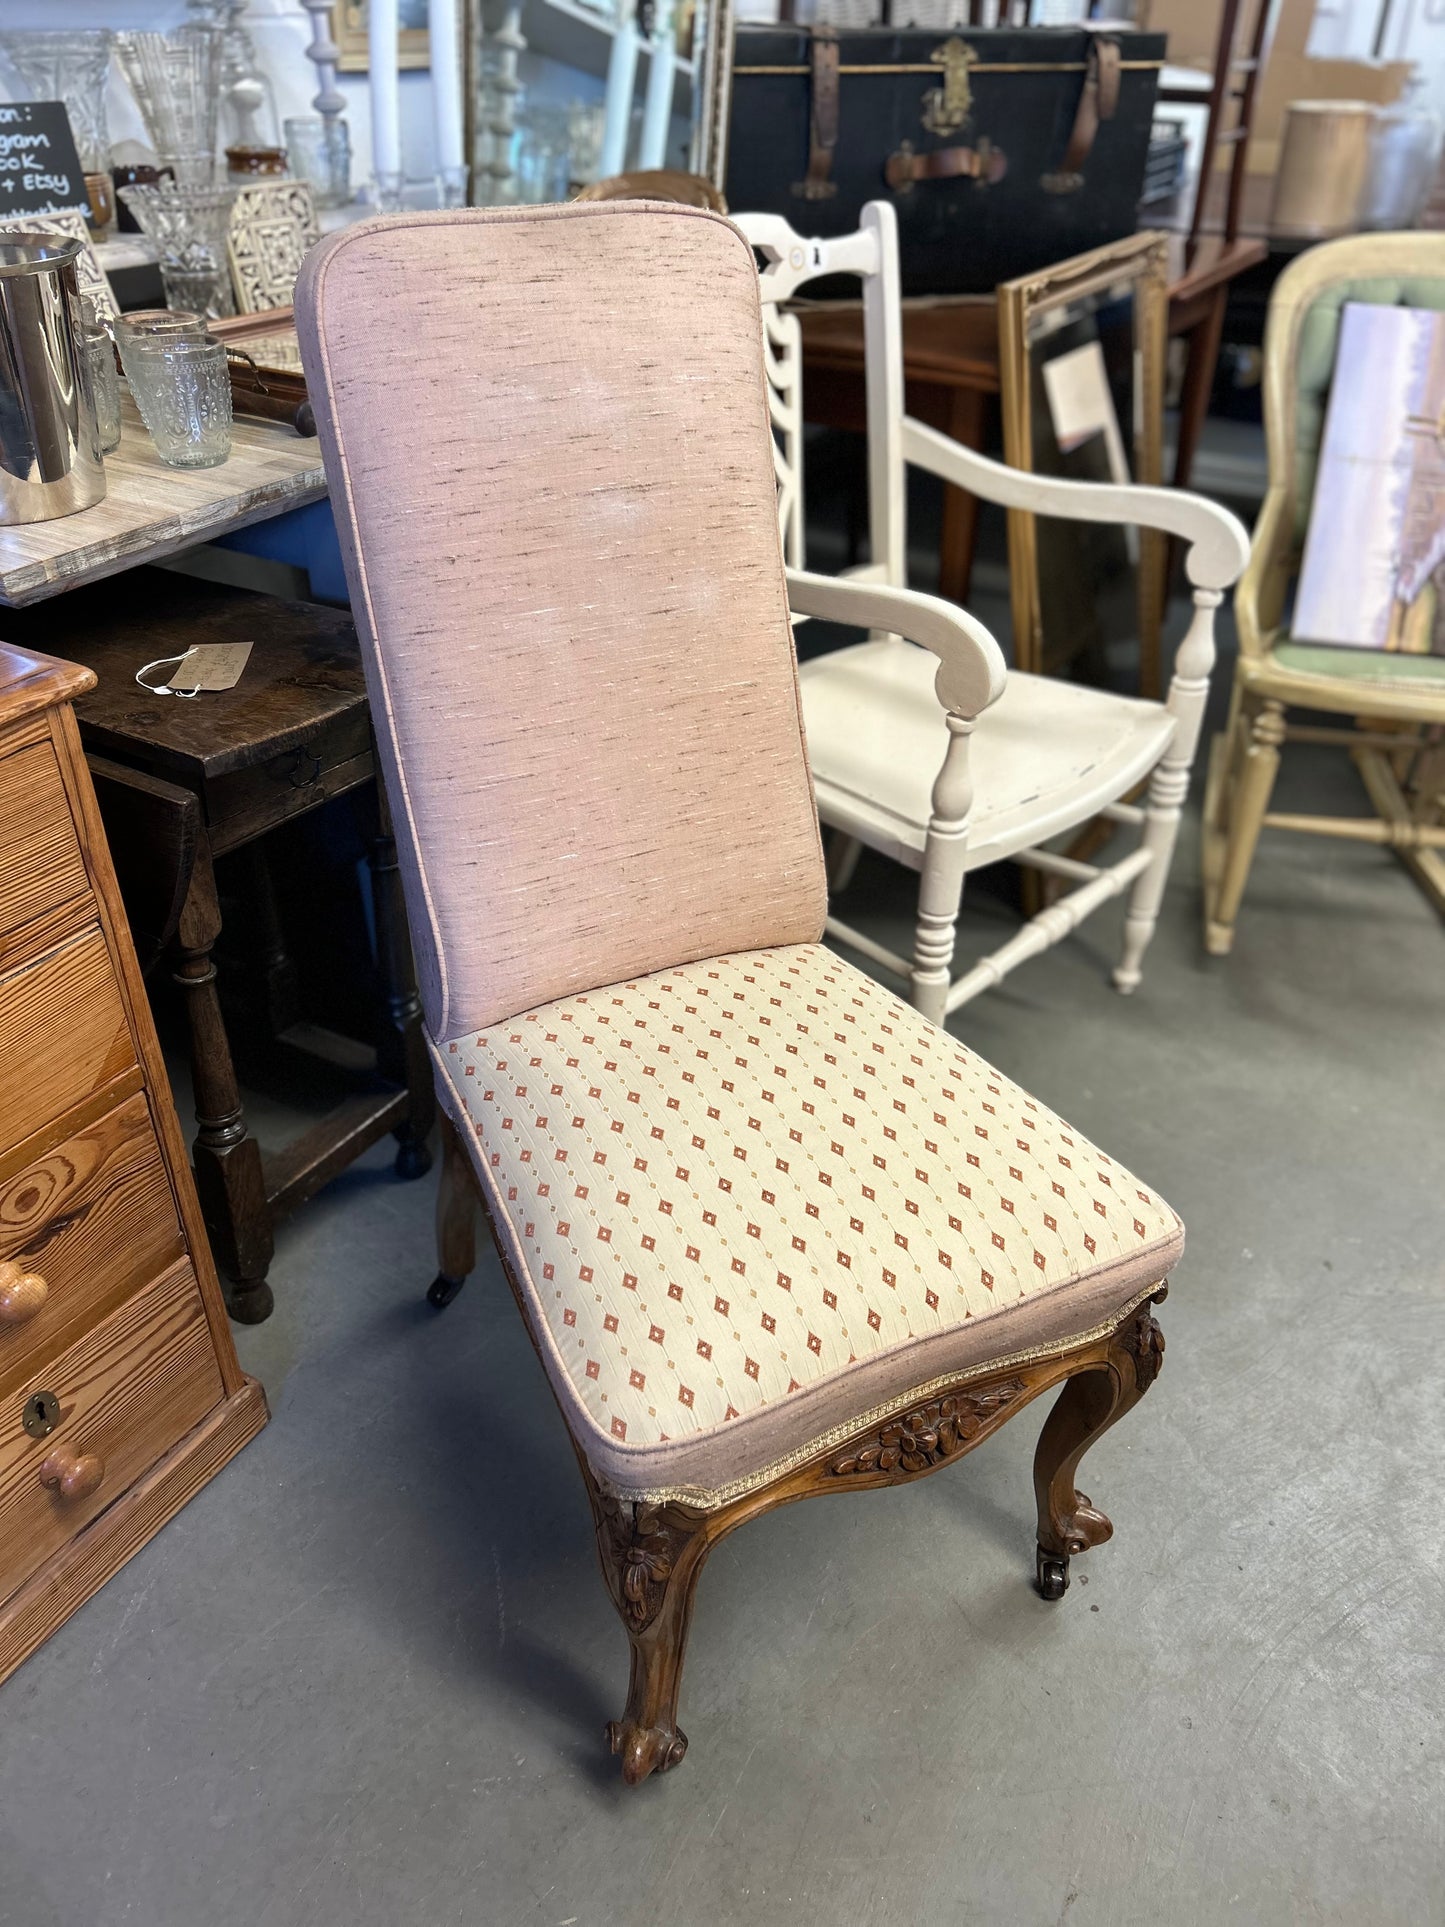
[{"left": 3, "top": 639, "right": 1444, "bottom": 1926}]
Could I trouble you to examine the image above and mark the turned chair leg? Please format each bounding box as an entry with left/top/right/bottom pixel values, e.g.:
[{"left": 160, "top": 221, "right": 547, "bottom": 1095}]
[
  {"left": 1117, "top": 582, "right": 1219, "bottom": 991},
  {"left": 588, "top": 1489, "right": 712, "bottom": 1787},
  {"left": 1114, "top": 756, "right": 1189, "bottom": 993},
  {"left": 1207, "top": 697, "right": 1285, "bottom": 956},
  {"left": 429, "top": 1112, "right": 479, "bottom": 1309},
  {"left": 1033, "top": 1290, "right": 1166, "bottom": 1600},
  {"left": 369, "top": 773, "right": 435, "bottom": 1180},
  {"left": 910, "top": 712, "right": 973, "bottom": 1030}
]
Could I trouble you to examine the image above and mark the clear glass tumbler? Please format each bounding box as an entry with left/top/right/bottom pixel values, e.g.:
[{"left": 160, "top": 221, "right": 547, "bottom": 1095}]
[
  {"left": 114, "top": 306, "right": 206, "bottom": 348},
  {"left": 114, "top": 308, "right": 207, "bottom": 398},
  {"left": 124, "top": 336, "right": 233, "bottom": 470},
  {"left": 82, "top": 322, "right": 123, "bottom": 454}
]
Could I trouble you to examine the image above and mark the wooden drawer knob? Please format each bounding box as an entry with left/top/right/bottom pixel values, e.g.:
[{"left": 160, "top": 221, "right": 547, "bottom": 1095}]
[
  {"left": 0, "top": 1260, "right": 48, "bottom": 1326},
  {"left": 39, "top": 1444, "right": 105, "bottom": 1502}
]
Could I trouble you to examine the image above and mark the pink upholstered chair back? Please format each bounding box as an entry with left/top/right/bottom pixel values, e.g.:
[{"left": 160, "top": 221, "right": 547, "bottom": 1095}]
[{"left": 295, "top": 204, "right": 826, "bottom": 1042}]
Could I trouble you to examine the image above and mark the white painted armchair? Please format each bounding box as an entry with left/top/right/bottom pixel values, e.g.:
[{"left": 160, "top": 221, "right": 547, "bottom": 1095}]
[{"left": 742, "top": 203, "right": 1250, "bottom": 1024}]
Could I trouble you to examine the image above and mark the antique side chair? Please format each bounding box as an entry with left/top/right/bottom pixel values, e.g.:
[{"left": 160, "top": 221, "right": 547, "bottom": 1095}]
[
  {"left": 734, "top": 204, "right": 1250, "bottom": 1022},
  {"left": 297, "top": 203, "right": 1182, "bottom": 1787},
  {"left": 1201, "top": 231, "right": 1445, "bottom": 949}
]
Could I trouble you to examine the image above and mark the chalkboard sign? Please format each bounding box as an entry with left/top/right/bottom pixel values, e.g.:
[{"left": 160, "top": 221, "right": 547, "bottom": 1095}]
[{"left": 0, "top": 101, "right": 89, "bottom": 221}]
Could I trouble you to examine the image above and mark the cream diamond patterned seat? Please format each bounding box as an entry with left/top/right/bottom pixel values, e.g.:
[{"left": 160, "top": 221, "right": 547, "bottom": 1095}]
[
  {"left": 297, "top": 200, "right": 1183, "bottom": 1791},
  {"left": 441, "top": 943, "right": 1179, "bottom": 1498}
]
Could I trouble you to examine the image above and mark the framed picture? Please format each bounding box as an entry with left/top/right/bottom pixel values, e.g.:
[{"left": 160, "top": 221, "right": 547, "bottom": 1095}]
[
  {"left": 337, "top": 0, "right": 432, "bottom": 73},
  {"left": 997, "top": 231, "right": 1170, "bottom": 694},
  {"left": 1294, "top": 302, "right": 1445, "bottom": 658}
]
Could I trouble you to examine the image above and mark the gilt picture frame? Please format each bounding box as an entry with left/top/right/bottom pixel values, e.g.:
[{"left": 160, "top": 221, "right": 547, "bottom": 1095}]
[
  {"left": 337, "top": 0, "right": 432, "bottom": 73},
  {"left": 997, "top": 231, "right": 1170, "bottom": 695}
]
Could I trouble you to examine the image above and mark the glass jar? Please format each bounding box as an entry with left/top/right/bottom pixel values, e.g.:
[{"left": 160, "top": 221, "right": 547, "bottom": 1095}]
[
  {"left": 283, "top": 117, "right": 353, "bottom": 210},
  {"left": 226, "top": 145, "right": 288, "bottom": 181}
]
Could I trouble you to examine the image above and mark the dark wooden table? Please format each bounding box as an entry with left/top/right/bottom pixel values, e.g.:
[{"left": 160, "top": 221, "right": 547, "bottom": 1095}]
[
  {"left": 801, "top": 301, "right": 1000, "bottom": 607},
  {"left": 797, "top": 230, "right": 1267, "bottom": 602},
  {"left": 1, "top": 570, "right": 434, "bottom": 1324}
]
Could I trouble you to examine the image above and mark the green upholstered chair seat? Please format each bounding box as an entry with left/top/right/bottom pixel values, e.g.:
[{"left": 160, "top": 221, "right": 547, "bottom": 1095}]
[{"left": 1273, "top": 640, "right": 1445, "bottom": 686}]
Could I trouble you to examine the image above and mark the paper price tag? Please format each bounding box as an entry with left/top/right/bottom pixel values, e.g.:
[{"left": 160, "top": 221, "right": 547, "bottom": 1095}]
[{"left": 176, "top": 641, "right": 254, "bottom": 692}]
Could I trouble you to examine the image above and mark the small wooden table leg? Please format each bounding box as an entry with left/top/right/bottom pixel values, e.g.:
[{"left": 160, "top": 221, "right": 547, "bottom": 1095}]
[
  {"left": 232, "top": 840, "right": 302, "bottom": 1043},
  {"left": 370, "top": 774, "right": 435, "bottom": 1179},
  {"left": 1171, "top": 286, "right": 1229, "bottom": 495},
  {"left": 937, "top": 385, "right": 988, "bottom": 607},
  {"left": 174, "top": 839, "right": 275, "bottom": 1324}
]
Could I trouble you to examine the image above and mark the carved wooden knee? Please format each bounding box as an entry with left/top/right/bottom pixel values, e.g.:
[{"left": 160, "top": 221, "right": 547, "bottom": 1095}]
[
  {"left": 589, "top": 1492, "right": 712, "bottom": 1787},
  {"left": 1033, "top": 1289, "right": 1166, "bottom": 1599}
]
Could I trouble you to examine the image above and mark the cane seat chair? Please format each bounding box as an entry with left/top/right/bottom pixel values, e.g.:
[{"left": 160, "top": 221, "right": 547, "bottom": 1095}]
[
  {"left": 735, "top": 204, "right": 1250, "bottom": 1023},
  {"left": 1201, "top": 232, "right": 1445, "bottom": 950},
  {"left": 296, "top": 202, "right": 1184, "bottom": 1786}
]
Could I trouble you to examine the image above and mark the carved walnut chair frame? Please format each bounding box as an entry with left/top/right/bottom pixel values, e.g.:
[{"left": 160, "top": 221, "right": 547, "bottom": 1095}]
[
  {"left": 298, "top": 202, "right": 1182, "bottom": 1790},
  {"left": 436, "top": 1114, "right": 1168, "bottom": 1786}
]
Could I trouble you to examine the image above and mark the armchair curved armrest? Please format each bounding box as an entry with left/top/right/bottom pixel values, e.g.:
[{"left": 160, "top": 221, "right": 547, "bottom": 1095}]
[
  {"left": 786, "top": 567, "right": 1008, "bottom": 718},
  {"left": 902, "top": 417, "right": 1251, "bottom": 593}
]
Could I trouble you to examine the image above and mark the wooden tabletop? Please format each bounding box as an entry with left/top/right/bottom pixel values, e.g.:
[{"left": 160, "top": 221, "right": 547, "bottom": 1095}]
[
  {"left": 0, "top": 570, "right": 363, "bottom": 785},
  {"left": 0, "top": 401, "right": 326, "bottom": 610},
  {"left": 802, "top": 299, "right": 1003, "bottom": 391},
  {"left": 798, "top": 233, "right": 1269, "bottom": 390}
]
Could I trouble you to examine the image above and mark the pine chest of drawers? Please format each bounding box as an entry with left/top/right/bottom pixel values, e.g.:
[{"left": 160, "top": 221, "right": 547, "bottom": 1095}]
[{"left": 0, "top": 642, "right": 267, "bottom": 1684}]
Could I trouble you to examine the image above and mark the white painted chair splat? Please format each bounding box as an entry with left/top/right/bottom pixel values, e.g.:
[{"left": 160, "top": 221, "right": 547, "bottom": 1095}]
[{"left": 741, "top": 201, "right": 1250, "bottom": 1023}]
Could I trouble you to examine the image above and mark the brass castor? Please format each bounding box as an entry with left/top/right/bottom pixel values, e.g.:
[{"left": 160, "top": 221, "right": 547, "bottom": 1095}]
[
  {"left": 427, "top": 1271, "right": 467, "bottom": 1309},
  {"left": 606, "top": 1718, "right": 688, "bottom": 1786},
  {"left": 1036, "top": 1547, "right": 1070, "bottom": 1601}
]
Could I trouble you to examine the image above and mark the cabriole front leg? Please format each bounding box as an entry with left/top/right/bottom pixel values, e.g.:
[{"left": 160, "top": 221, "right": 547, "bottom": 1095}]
[
  {"left": 1033, "top": 1289, "right": 1166, "bottom": 1599},
  {"left": 589, "top": 1489, "right": 712, "bottom": 1787}
]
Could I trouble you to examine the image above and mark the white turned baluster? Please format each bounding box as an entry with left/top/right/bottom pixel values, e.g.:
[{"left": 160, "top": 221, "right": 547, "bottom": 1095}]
[
  {"left": 912, "top": 712, "right": 975, "bottom": 1029},
  {"left": 484, "top": 1, "right": 525, "bottom": 202},
  {"left": 1115, "top": 585, "right": 1222, "bottom": 992},
  {"left": 301, "top": 0, "right": 346, "bottom": 127}
]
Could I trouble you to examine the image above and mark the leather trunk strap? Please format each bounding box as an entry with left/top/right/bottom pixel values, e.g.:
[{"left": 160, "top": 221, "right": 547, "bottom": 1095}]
[
  {"left": 1042, "top": 33, "right": 1121, "bottom": 195},
  {"left": 793, "top": 28, "right": 840, "bottom": 201},
  {"left": 885, "top": 137, "right": 1008, "bottom": 192}
]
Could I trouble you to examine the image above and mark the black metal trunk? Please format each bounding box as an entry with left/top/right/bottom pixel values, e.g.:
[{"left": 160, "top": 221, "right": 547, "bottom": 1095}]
[{"left": 724, "top": 27, "right": 1165, "bottom": 295}]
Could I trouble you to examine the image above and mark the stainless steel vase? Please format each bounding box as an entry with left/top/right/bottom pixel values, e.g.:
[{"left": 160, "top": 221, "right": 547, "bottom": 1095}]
[{"left": 0, "top": 233, "right": 107, "bottom": 527}]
